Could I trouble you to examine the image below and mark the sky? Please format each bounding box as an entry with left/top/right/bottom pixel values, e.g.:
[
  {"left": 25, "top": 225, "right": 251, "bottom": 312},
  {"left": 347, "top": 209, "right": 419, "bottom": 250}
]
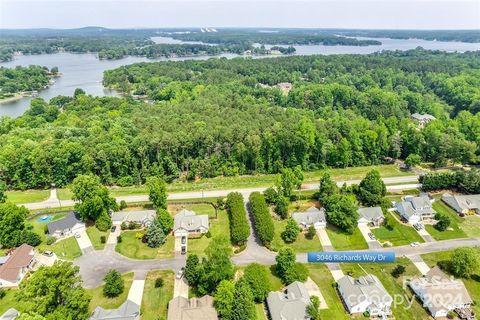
[{"left": 0, "top": 0, "right": 479, "bottom": 30}]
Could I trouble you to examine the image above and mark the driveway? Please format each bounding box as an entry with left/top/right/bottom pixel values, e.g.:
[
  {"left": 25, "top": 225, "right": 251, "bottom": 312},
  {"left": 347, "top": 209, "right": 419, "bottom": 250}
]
[
  {"left": 316, "top": 228, "right": 332, "bottom": 248},
  {"left": 76, "top": 230, "right": 93, "bottom": 253},
  {"left": 128, "top": 272, "right": 146, "bottom": 306},
  {"left": 34, "top": 252, "right": 57, "bottom": 267},
  {"left": 173, "top": 276, "right": 189, "bottom": 298},
  {"left": 416, "top": 228, "right": 435, "bottom": 242},
  {"left": 304, "top": 277, "right": 328, "bottom": 309},
  {"left": 358, "top": 224, "right": 383, "bottom": 249},
  {"left": 409, "top": 255, "right": 431, "bottom": 275},
  {"left": 107, "top": 224, "right": 122, "bottom": 245}
]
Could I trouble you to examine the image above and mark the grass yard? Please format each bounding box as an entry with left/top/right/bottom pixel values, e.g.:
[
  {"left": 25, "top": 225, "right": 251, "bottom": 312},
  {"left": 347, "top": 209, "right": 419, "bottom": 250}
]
[
  {"left": 341, "top": 258, "right": 430, "bottom": 320},
  {"left": 187, "top": 209, "right": 231, "bottom": 256},
  {"left": 0, "top": 289, "right": 31, "bottom": 314},
  {"left": 460, "top": 216, "right": 480, "bottom": 238},
  {"left": 86, "top": 226, "right": 110, "bottom": 250},
  {"left": 168, "top": 203, "right": 217, "bottom": 218},
  {"left": 269, "top": 219, "right": 321, "bottom": 253},
  {"left": 422, "top": 250, "right": 480, "bottom": 315},
  {"left": 115, "top": 230, "right": 174, "bottom": 259},
  {"left": 88, "top": 272, "right": 134, "bottom": 311},
  {"left": 423, "top": 200, "right": 467, "bottom": 241},
  {"left": 307, "top": 264, "right": 350, "bottom": 319},
  {"left": 326, "top": 225, "right": 368, "bottom": 251},
  {"left": 141, "top": 270, "right": 174, "bottom": 320},
  {"left": 57, "top": 188, "right": 73, "bottom": 200},
  {"left": 255, "top": 304, "right": 268, "bottom": 320},
  {"left": 5, "top": 189, "right": 50, "bottom": 204},
  {"left": 372, "top": 212, "right": 424, "bottom": 246}
]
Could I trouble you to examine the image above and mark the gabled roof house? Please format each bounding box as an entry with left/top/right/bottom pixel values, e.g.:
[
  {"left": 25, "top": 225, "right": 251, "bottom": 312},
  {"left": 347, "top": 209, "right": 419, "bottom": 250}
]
[
  {"left": 90, "top": 299, "right": 140, "bottom": 320},
  {"left": 442, "top": 193, "right": 480, "bottom": 216},
  {"left": 167, "top": 295, "right": 218, "bottom": 320},
  {"left": 358, "top": 207, "right": 385, "bottom": 227},
  {"left": 395, "top": 195, "right": 435, "bottom": 224},
  {"left": 47, "top": 211, "right": 85, "bottom": 237},
  {"left": 266, "top": 281, "right": 311, "bottom": 320},
  {"left": 292, "top": 206, "right": 326, "bottom": 229},
  {"left": 0, "top": 244, "right": 35, "bottom": 288},
  {"left": 173, "top": 209, "right": 209, "bottom": 237}
]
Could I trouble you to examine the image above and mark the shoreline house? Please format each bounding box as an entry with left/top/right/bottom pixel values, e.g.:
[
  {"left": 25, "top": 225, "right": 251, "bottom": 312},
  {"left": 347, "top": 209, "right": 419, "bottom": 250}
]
[
  {"left": 47, "top": 211, "right": 85, "bottom": 238},
  {"left": 358, "top": 207, "right": 385, "bottom": 227},
  {"left": 266, "top": 281, "right": 311, "bottom": 320},
  {"left": 337, "top": 274, "right": 392, "bottom": 317},
  {"left": 167, "top": 295, "right": 218, "bottom": 320},
  {"left": 292, "top": 206, "right": 327, "bottom": 230},
  {"left": 173, "top": 209, "right": 209, "bottom": 238},
  {"left": 409, "top": 267, "right": 474, "bottom": 319},
  {"left": 90, "top": 299, "right": 140, "bottom": 320},
  {"left": 411, "top": 113, "right": 436, "bottom": 127},
  {"left": 0, "top": 244, "right": 35, "bottom": 288},
  {"left": 442, "top": 193, "right": 480, "bottom": 216},
  {"left": 395, "top": 195, "right": 436, "bottom": 224}
]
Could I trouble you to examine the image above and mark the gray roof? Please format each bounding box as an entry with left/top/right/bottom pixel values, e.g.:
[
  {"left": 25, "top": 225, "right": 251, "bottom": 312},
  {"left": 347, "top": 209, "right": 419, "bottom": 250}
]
[
  {"left": 0, "top": 309, "right": 19, "bottom": 320},
  {"left": 112, "top": 210, "right": 156, "bottom": 224},
  {"left": 411, "top": 113, "right": 436, "bottom": 121},
  {"left": 266, "top": 281, "right": 310, "bottom": 320},
  {"left": 90, "top": 299, "right": 140, "bottom": 320},
  {"left": 167, "top": 295, "right": 218, "bottom": 320},
  {"left": 337, "top": 274, "right": 392, "bottom": 308},
  {"left": 292, "top": 207, "right": 326, "bottom": 225},
  {"left": 173, "top": 209, "right": 209, "bottom": 233},
  {"left": 395, "top": 196, "right": 435, "bottom": 218},
  {"left": 358, "top": 207, "right": 384, "bottom": 222},
  {"left": 442, "top": 193, "right": 480, "bottom": 213},
  {"left": 47, "top": 211, "right": 84, "bottom": 234}
]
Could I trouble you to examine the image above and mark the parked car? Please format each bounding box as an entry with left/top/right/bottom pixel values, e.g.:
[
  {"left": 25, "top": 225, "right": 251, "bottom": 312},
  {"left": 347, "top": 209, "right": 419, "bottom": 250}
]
[
  {"left": 74, "top": 232, "right": 81, "bottom": 238},
  {"left": 413, "top": 223, "right": 424, "bottom": 230},
  {"left": 42, "top": 250, "right": 54, "bottom": 257},
  {"left": 111, "top": 226, "right": 117, "bottom": 232},
  {"left": 410, "top": 242, "right": 420, "bottom": 247},
  {"left": 181, "top": 236, "right": 186, "bottom": 244},
  {"left": 181, "top": 246, "right": 186, "bottom": 255},
  {"left": 176, "top": 267, "right": 185, "bottom": 279},
  {"left": 368, "top": 233, "right": 376, "bottom": 240}
]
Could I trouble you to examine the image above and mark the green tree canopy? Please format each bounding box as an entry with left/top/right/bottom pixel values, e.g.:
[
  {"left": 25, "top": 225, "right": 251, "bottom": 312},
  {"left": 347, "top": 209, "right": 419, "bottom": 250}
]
[
  {"left": 357, "top": 170, "right": 387, "bottom": 206},
  {"left": 103, "top": 270, "right": 125, "bottom": 298},
  {"left": 146, "top": 176, "right": 167, "bottom": 210}
]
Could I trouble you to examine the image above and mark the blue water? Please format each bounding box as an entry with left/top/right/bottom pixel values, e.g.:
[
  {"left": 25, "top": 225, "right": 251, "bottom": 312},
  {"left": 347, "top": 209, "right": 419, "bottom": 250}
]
[{"left": 37, "top": 215, "right": 53, "bottom": 222}]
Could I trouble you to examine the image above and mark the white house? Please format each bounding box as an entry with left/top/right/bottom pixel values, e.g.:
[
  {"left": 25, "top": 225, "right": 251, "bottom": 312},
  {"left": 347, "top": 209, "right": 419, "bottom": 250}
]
[
  {"left": 0, "top": 244, "right": 35, "bottom": 288},
  {"left": 411, "top": 113, "right": 436, "bottom": 127},
  {"left": 442, "top": 193, "right": 480, "bottom": 216},
  {"left": 47, "top": 211, "right": 86, "bottom": 238},
  {"left": 112, "top": 210, "right": 156, "bottom": 227},
  {"left": 337, "top": 274, "right": 392, "bottom": 317},
  {"left": 358, "top": 207, "right": 385, "bottom": 227},
  {"left": 173, "top": 209, "right": 209, "bottom": 237},
  {"left": 395, "top": 195, "right": 435, "bottom": 224},
  {"left": 409, "top": 267, "right": 473, "bottom": 319},
  {"left": 291, "top": 207, "right": 326, "bottom": 230}
]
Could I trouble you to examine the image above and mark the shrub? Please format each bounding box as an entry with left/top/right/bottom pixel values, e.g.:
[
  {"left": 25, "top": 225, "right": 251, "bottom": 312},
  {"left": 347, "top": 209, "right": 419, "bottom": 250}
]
[
  {"left": 434, "top": 213, "right": 451, "bottom": 231},
  {"left": 205, "top": 230, "right": 212, "bottom": 238},
  {"left": 155, "top": 277, "right": 164, "bottom": 288},
  {"left": 274, "top": 196, "right": 289, "bottom": 219},
  {"left": 119, "top": 200, "right": 128, "bottom": 210},
  {"left": 226, "top": 192, "right": 250, "bottom": 246},
  {"left": 0, "top": 288, "right": 5, "bottom": 299},
  {"left": 281, "top": 218, "right": 300, "bottom": 243},
  {"left": 128, "top": 221, "right": 140, "bottom": 230},
  {"left": 116, "top": 176, "right": 134, "bottom": 187},
  {"left": 95, "top": 212, "right": 112, "bottom": 232},
  {"left": 306, "top": 225, "right": 316, "bottom": 240},
  {"left": 120, "top": 221, "right": 128, "bottom": 230},
  {"left": 100, "top": 235, "right": 106, "bottom": 244},
  {"left": 263, "top": 187, "right": 278, "bottom": 205},
  {"left": 117, "top": 235, "right": 122, "bottom": 243},
  {"left": 249, "top": 192, "right": 274, "bottom": 246},
  {"left": 391, "top": 265, "right": 406, "bottom": 278},
  {"left": 46, "top": 235, "right": 56, "bottom": 245},
  {"left": 103, "top": 270, "right": 124, "bottom": 298},
  {"left": 135, "top": 232, "right": 144, "bottom": 239},
  {"left": 243, "top": 263, "right": 271, "bottom": 302}
]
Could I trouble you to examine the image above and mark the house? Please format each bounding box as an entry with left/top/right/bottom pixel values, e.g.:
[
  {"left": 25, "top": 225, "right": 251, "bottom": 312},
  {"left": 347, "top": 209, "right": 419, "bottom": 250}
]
[
  {"left": 442, "top": 193, "right": 480, "bottom": 216},
  {"left": 409, "top": 267, "right": 474, "bottom": 319},
  {"left": 337, "top": 274, "right": 392, "bottom": 316},
  {"left": 47, "top": 211, "right": 85, "bottom": 237},
  {"left": 90, "top": 299, "right": 140, "bottom": 320},
  {"left": 292, "top": 206, "right": 327, "bottom": 230},
  {"left": 111, "top": 210, "right": 156, "bottom": 226},
  {"left": 266, "top": 281, "right": 310, "bottom": 320},
  {"left": 173, "top": 209, "right": 209, "bottom": 237},
  {"left": 0, "top": 308, "right": 19, "bottom": 320},
  {"left": 167, "top": 295, "right": 218, "bottom": 320},
  {"left": 358, "top": 207, "right": 385, "bottom": 227},
  {"left": 395, "top": 195, "right": 436, "bottom": 224},
  {"left": 0, "top": 244, "right": 35, "bottom": 288},
  {"left": 411, "top": 113, "right": 436, "bottom": 127}
]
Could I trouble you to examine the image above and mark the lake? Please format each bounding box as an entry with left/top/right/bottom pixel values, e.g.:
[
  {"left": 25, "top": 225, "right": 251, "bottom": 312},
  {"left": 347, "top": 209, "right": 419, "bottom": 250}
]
[{"left": 1, "top": 37, "right": 479, "bottom": 118}]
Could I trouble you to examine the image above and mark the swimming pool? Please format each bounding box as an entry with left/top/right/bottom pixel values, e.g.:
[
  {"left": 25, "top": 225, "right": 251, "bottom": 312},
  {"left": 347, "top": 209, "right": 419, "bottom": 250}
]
[{"left": 37, "top": 215, "right": 53, "bottom": 223}]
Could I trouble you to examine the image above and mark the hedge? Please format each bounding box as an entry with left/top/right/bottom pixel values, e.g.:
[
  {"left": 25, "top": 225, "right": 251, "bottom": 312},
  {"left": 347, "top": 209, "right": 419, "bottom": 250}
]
[
  {"left": 249, "top": 192, "right": 275, "bottom": 246},
  {"left": 226, "top": 192, "right": 250, "bottom": 245}
]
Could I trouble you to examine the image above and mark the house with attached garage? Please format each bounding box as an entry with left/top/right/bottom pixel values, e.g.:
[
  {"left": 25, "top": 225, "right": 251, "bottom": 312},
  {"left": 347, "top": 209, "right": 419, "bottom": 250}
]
[
  {"left": 266, "top": 281, "right": 311, "bottom": 320},
  {"left": 358, "top": 207, "right": 385, "bottom": 227},
  {"left": 292, "top": 206, "right": 327, "bottom": 230},
  {"left": 90, "top": 299, "right": 140, "bottom": 320},
  {"left": 173, "top": 209, "right": 209, "bottom": 237},
  {"left": 167, "top": 295, "right": 218, "bottom": 320},
  {"left": 337, "top": 274, "right": 392, "bottom": 317},
  {"left": 0, "top": 244, "right": 36, "bottom": 288},
  {"left": 409, "top": 267, "right": 474, "bottom": 319},
  {"left": 442, "top": 193, "right": 480, "bottom": 216},
  {"left": 111, "top": 210, "right": 156, "bottom": 227},
  {"left": 47, "top": 211, "right": 85, "bottom": 238},
  {"left": 395, "top": 195, "right": 436, "bottom": 224}
]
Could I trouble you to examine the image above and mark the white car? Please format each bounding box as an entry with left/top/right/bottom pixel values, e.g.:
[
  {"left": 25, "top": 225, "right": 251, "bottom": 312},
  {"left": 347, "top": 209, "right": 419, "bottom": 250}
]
[
  {"left": 410, "top": 242, "right": 420, "bottom": 247},
  {"left": 176, "top": 267, "right": 185, "bottom": 279},
  {"left": 74, "top": 232, "right": 81, "bottom": 238}
]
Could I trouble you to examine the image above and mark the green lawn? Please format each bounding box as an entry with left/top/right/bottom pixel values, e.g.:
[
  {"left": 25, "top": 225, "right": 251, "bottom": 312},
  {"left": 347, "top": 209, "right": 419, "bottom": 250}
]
[
  {"left": 422, "top": 250, "right": 480, "bottom": 315},
  {"left": 141, "top": 270, "right": 174, "bottom": 320},
  {"left": 57, "top": 188, "right": 73, "bottom": 200},
  {"left": 187, "top": 209, "right": 231, "bottom": 256},
  {"left": 326, "top": 225, "right": 368, "bottom": 251},
  {"left": 5, "top": 189, "right": 50, "bottom": 204},
  {"left": 460, "top": 216, "right": 480, "bottom": 238},
  {"left": 255, "top": 304, "right": 268, "bottom": 320},
  {"left": 86, "top": 226, "right": 110, "bottom": 250},
  {"left": 269, "top": 219, "right": 321, "bottom": 253},
  {"left": 115, "top": 230, "right": 174, "bottom": 259},
  {"left": 307, "top": 264, "right": 350, "bottom": 319},
  {"left": 341, "top": 258, "right": 430, "bottom": 320},
  {"left": 168, "top": 203, "right": 217, "bottom": 218},
  {"left": 424, "top": 200, "right": 467, "bottom": 240},
  {"left": 372, "top": 212, "right": 424, "bottom": 246},
  {"left": 0, "top": 289, "right": 31, "bottom": 314},
  {"left": 87, "top": 272, "right": 134, "bottom": 312}
]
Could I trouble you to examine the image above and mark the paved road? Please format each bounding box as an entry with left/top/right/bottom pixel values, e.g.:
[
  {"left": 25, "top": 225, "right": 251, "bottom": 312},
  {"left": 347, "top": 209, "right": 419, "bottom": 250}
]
[{"left": 21, "top": 175, "right": 419, "bottom": 210}]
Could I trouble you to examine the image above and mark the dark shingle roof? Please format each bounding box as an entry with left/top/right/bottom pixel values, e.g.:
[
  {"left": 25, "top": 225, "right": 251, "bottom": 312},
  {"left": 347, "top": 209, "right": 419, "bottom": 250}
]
[{"left": 47, "top": 211, "right": 83, "bottom": 234}]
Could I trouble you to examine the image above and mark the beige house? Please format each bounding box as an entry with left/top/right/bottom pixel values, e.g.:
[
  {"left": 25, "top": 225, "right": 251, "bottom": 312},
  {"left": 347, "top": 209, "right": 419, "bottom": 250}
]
[
  {"left": 442, "top": 193, "right": 480, "bottom": 216},
  {"left": 167, "top": 295, "right": 218, "bottom": 320},
  {"left": 0, "top": 244, "right": 35, "bottom": 288},
  {"left": 173, "top": 209, "right": 209, "bottom": 237}
]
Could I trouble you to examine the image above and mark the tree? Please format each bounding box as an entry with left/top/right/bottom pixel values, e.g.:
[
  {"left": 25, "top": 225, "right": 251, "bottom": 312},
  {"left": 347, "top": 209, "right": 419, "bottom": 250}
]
[
  {"left": 0, "top": 203, "right": 41, "bottom": 248},
  {"left": 50, "top": 66, "right": 59, "bottom": 75},
  {"left": 275, "top": 247, "right": 308, "bottom": 284},
  {"left": 281, "top": 218, "right": 300, "bottom": 243},
  {"left": 306, "top": 225, "right": 316, "bottom": 240},
  {"left": 318, "top": 173, "right": 338, "bottom": 204},
  {"left": 0, "top": 180, "right": 6, "bottom": 203},
  {"left": 391, "top": 265, "right": 406, "bottom": 278},
  {"left": 185, "top": 254, "right": 202, "bottom": 287},
  {"left": 434, "top": 213, "right": 451, "bottom": 231},
  {"left": 226, "top": 193, "right": 250, "bottom": 246},
  {"left": 156, "top": 208, "right": 173, "bottom": 234},
  {"left": 450, "top": 248, "right": 478, "bottom": 278},
  {"left": 249, "top": 192, "right": 274, "bottom": 246},
  {"left": 146, "top": 176, "right": 167, "bottom": 210},
  {"left": 18, "top": 261, "right": 90, "bottom": 320},
  {"left": 243, "top": 263, "right": 271, "bottom": 302},
  {"left": 405, "top": 154, "right": 422, "bottom": 168},
  {"left": 73, "top": 88, "right": 85, "bottom": 98},
  {"left": 357, "top": 170, "right": 386, "bottom": 206},
  {"left": 103, "top": 270, "right": 124, "bottom": 298},
  {"left": 230, "top": 278, "right": 256, "bottom": 320},
  {"left": 214, "top": 280, "right": 235, "bottom": 319},
  {"left": 263, "top": 187, "right": 278, "bottom": 205},
  {"left": 274, "top": 195, "right": 289, "bottom": 219},
  {"left": 146, "top": 218, "right": 166, "bottom": 248},
  {"left": 16, "top": 314, "right": 46, "bottom": 320},
  {"left": 323, "top": 194, "right": 359, "bottom": 234},
  {"left": 277, "top": 168, "right": 302, "bottom": 198},
  {"left": 307, "top": 296, "right": 321, "bottom": 320},
  {"left": 95, "top": 211, "right": 112, "bottom": 232}
]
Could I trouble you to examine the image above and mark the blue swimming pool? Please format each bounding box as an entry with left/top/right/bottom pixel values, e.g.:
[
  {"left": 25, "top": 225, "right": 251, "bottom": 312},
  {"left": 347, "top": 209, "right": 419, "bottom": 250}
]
[{"left": 37, "top": 215, "right": 53, "bottom": 223}]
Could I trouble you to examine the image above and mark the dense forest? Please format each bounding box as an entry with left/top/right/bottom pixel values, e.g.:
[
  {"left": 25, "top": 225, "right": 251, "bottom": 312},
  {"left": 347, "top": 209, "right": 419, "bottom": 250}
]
[
  {"left": 0, "top": 49, "right": 479, "bottom": 189},
  {"left": 0, "top": 65, "right": 56, "bottom": 98}
]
